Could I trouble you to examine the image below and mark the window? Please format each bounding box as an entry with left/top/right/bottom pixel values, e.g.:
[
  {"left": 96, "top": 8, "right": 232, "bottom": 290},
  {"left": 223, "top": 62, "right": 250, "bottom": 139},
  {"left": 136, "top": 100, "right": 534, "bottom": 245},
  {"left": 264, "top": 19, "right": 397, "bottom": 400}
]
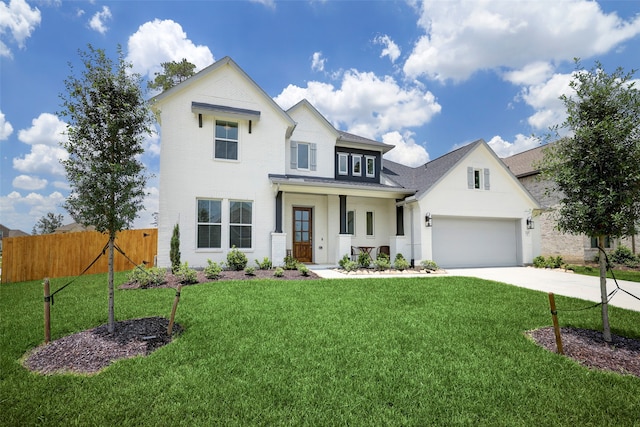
[
  {"left": 197, "top": 199, "right": 222, "bottom": 248},
  {"left": 338, "top": 153, "right": 348, "bottom": 175},
  {"left": 230, "top": 201, "right": 252, "bottom": 248},
  {"left": 352, "top": 155, "right": 362, "bottom": 176},
  {"left": 291, "top": 142, "right": 316, "bottom": 170},
  {"left": 366, "top": 211, "right": 374, "bottom": 236},
  {"left": 366, "top": 156, "right": 375, "bottom": 178},
  {"left": 215, "top": 120, "right": 238, "bottom": 160},
  {"left": 468, "top": 167, "right": 490, "bottom": 190},
  {"left": 474, "top": 169, "right": 481, "bottom": 189},
  {"left": 347, "top": 210, "right": 355, "bottom": 235},
  {"left": 591, "top": 236, "right": 611, "bottom": 249}
]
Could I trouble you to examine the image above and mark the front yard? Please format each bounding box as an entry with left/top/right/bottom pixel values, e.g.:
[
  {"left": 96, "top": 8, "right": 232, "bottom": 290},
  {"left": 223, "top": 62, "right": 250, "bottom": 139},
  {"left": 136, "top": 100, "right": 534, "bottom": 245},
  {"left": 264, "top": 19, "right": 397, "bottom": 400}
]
[{"left": 1, "top": 272, "right": 639, "bottom": 426}]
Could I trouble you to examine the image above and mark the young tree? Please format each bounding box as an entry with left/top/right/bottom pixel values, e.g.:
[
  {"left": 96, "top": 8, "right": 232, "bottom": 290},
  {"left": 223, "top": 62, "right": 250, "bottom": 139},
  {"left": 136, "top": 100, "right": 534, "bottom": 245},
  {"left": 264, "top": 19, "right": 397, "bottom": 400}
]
[
  {"left": 170, "top": 223, "right": 180, "bottom": 272},
  {"left": 148, "top": 59, "right": 196, "bottom": 92},
  {"left": 59, "top": 45, "right": 153, "bottom": 333},
  {"left": 540, "top": 60, "right": 640, "bottom": 341},
  {"left": 32, "top": 212, "right": 64, "bottom": 235}
]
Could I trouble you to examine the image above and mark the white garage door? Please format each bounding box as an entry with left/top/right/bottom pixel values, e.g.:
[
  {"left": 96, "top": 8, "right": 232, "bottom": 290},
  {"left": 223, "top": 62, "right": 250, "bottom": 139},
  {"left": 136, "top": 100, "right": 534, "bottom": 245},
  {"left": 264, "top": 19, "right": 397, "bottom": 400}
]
[{"left": 432, "top": 217, "right": 519, "bottom": 268}]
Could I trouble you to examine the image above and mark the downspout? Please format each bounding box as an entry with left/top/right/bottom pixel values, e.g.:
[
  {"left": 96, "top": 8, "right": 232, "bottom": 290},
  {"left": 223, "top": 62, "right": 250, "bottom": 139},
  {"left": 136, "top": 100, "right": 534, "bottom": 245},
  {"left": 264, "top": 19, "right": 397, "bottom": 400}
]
[{"left": 409, "top": 204, "right": 415, "bottom": 267}]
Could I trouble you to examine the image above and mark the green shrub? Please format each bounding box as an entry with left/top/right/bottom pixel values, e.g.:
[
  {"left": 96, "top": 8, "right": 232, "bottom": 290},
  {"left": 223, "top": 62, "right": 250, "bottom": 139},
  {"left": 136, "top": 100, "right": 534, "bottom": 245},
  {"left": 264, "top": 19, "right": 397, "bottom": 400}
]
[
  {"left": 227, "top": 246, "right": 248, "bottom": 271},
  {"left": 372, "top": 256, "right": 391, "bottom": 271},
  {"left": 170, "top": 223, "right": 181, "bottom": 272},
  {"left": 610, "top": 245, "right": 639, "bottom": 267},
  {"left": 341, "top": 260, "right": 359, "bottom": 272},
  {"left": 283, "top": 254, "right": 298, "bottom": 270},
  {"left": 204, "top": 260, "right": 222, "bottom": 280},
  {"left": 175, "top": 262, "right": 198, "bottom": 284},
  {"left": 338, "top": 254, "right": 351, "bottom": 269},
  {"left": 358, "top": 251, "right": 371, "bottom": 268},
  {"left": 297, "top": 264, "right": 310, "bottom": 276},
  {"left": 127, "top": 264, "right": 166, "bottom": 288},
  {"left": 244, "top": 266, "right": 256, "bottom": 276},
  {"left": 533, "top": 255, "right": 564, "bottom": 269},
  {"left": 393, "top": 257, "right": 410, "bottom": 271},
  {"left": 273, "top": 267, "right": 284, "bottom": 277},
  {"left": 420, "top": 259, "right": 439, "bottom": 271},
  {"left": 533, "top": 255, "right": 546, "bottom": 268},
  {"left": 255, "top": 257, "right": 272, "bottom": 270}
]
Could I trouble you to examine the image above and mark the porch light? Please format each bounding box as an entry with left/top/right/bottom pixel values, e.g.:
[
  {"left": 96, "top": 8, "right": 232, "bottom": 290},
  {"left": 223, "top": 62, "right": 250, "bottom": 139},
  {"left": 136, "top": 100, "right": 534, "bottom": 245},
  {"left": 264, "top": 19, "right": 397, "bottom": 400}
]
[
  {"left": 526, "top": 217, "right": 534, "bottom": 230},
  {"left": 425, "top": 212, "right": 432, "bottom": 227}
]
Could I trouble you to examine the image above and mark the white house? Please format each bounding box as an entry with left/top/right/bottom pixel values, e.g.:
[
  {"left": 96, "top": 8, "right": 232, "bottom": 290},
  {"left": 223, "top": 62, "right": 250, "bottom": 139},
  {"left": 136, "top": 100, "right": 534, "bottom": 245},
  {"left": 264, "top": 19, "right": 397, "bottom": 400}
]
[{"left": 152, "top": 57, "right": 539, "bottom": 269}]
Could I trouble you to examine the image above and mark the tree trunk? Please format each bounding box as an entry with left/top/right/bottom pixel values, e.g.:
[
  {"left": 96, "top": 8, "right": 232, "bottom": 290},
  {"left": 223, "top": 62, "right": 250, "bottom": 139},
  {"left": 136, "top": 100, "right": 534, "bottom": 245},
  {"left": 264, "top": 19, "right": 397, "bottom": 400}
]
[
  {"left": 598, "top": 235, "right": 612, "bottom": 342},
  {"left": 108, "top": 236, "right": 115, "bottom": 334}
]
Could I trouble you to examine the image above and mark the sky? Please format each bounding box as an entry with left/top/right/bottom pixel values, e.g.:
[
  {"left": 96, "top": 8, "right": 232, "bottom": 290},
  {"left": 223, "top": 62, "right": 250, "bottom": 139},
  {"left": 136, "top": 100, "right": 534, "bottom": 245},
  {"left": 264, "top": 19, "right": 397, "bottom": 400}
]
[{"left": 1, "top": 0, "right": 639, "bottom": 234}]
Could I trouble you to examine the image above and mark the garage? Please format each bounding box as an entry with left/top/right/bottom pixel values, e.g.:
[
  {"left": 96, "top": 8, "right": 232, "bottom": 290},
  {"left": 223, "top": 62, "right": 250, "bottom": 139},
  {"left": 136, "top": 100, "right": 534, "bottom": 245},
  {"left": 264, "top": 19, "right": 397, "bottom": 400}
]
[{"left": 432, "top": 217, "right": 520, "bottom": 268}]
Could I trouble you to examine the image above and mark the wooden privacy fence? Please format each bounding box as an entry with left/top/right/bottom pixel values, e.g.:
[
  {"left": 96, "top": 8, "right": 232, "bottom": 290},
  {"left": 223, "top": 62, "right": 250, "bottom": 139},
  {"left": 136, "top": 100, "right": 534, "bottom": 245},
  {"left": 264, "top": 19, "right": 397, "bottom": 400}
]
[{"left": 1, "top": 229, "right": 157, "bottom": 284}]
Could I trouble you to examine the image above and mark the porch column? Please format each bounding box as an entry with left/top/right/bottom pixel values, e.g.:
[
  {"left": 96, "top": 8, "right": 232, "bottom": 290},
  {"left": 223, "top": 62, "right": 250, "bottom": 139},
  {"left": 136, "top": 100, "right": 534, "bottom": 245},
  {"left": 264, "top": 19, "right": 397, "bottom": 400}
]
[
  {"left": 275, "top": 191, "right": 283, "bottom": 233},
  {"left": 339, "top": 195, "right": 347, "bottom": 234}
]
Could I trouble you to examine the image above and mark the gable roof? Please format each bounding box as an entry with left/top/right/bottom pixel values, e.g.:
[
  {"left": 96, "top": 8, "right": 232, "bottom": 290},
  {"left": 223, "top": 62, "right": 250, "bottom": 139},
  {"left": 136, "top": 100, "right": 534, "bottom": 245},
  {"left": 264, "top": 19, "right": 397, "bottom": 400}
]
[
  {"left": 152, "top": 56, "right": 296, "bottom": 132},
  {"left": 502, "top": 144, "right": 548, "bottom": 178},
  {"left": 383, "top": 139, "right": 481, "bottom": 198}
]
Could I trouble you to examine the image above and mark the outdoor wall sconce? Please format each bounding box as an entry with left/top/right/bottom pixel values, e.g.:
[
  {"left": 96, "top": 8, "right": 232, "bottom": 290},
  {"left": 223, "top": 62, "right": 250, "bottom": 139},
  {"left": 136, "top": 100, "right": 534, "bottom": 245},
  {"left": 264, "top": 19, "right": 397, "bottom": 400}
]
[
  {"left": 526, "top": 217, "right": 534, "bottom": 230},
  {"left": 425, "top": 212, "right": 432, "bottom": 227}
]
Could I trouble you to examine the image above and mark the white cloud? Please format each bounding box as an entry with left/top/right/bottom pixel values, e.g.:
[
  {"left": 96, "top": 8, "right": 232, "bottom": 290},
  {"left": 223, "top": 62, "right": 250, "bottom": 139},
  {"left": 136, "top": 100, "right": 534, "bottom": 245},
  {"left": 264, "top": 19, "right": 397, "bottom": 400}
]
[
  {"left": 404, "top": 0, "right": 640, "bottom": 82},
  {"left": 0, "top": 110, "right": 14, "bottom": 140},
  {"left": 249, "top": 0, "right": 276, "bottom": 9},
  {"left": 520, "top": 72, "right": 574, "bottom": 131},
  {"left": 375, "top": 35, "right": 401, "bottom": 63},
  {"left": 13, "top": 143, "right": 68, "bottom": 176},
  {"left": 487, "top": 134, "right": 541, "bottom": 158},
  {"left": 0, "top": 0, "right": 41, "bottom": 58},
  {"left": 88, "top": 6, "right": 111, "bottom": 34},
  {"left": 0, "top": 190, "right": 67, "bottom": 233},
  {"left": 382, "top": 131, "right": 429, "bottom": 167},
  {"left": 12, "top": 174, "right": 47, "bottom": 190},
  {"left": 274, "top": 69, "right": 441, "bottom": 140},
  {"left": 311, "top": 51, "right": 325, "bottom": 72},
  {"left": 503, "top": 61, "right": 554, "bottom": 86},
  {"left": 17, "top": 112, "right": 67, "bottom": 146},
  {"left": 127, "top": 19, "right": 214, "bottom": 79}
]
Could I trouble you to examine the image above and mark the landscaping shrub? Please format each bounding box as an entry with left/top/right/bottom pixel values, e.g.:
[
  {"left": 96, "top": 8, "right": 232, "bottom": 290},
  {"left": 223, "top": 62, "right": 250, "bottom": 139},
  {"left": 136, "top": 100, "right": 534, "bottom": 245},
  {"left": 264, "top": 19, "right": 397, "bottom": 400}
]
[
  {"left": 610, "top": 245, "right": 639, "bottom": 267},
  {"left": 373, "top": 253, "right": 391, "bottom": 271},
  {"left": 174, "top": 262, "right": 198, "bottom": 284},
  {"left": 341, "top": 259, "right": 359, "bottom": 272},
  {"left": 393, "top": 253, "right": 410, "bottom": 271},
  {"left": 244, "top": 266, "right": 256, "bottom": 276},
  {"left": 338, "top": 254, "right": 351, "bottom": 269},
  {"left": 297, "top": 264, "right": 310, "bottom": 276},
  {"left": 127, "top": 264, "right": 166, "bottom": 288},
  {"left": 420, "top": 259, "right": 439, "bottom": 271},
  {"left": 255, "top": 257, "right": 272, "bottom": 270},
  {"left": 358, "top": 251, "right": 371, "bottom": 268},
  {"left": 283, "top": 253, "right": 298, "bottom": 270},
  {"left": 273, "top": 267, "right": 284, "bottom": 277},
  {"left": 170, "top": 223, "right": 181, "bottom": 272},
  {"left": 204, "top": 260, "right": 222, "bottom": 279},
  {"left": 227, "top": 246, "right": 248, "bottom": 271},
  {"left": 533, "top": 255, "right": 564, "bottom": 269}
]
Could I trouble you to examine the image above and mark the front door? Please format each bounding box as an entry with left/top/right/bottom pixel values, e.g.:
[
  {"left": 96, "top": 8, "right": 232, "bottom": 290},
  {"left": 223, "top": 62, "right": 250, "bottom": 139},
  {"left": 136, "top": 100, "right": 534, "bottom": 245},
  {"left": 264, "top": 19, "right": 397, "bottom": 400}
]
[{"left": 293, "top": 207, "right": 313, "bottom": 262}]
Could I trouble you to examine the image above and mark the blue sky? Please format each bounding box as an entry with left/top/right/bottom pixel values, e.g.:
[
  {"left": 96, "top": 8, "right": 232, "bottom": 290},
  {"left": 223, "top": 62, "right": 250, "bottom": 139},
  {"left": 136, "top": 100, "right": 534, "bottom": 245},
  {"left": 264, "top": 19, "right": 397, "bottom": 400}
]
[{"left": 1, "top": 0, "right": 639, "bottom": 233}]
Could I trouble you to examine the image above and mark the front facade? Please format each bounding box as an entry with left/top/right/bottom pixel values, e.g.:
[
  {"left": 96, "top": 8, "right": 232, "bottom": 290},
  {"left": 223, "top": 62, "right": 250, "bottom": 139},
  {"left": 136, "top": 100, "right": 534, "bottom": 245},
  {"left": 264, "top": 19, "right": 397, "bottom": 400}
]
[{"left": 153, "top": 57, "right": 538, "bottom": 269}]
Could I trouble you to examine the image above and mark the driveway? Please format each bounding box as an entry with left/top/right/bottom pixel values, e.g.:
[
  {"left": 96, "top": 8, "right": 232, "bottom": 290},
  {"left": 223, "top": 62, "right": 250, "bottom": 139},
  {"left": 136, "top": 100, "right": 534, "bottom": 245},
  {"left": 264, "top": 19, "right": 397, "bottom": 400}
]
[
  {"left": 312, "top": 265, "right": 640, "bottom": 312},
  {"left": 446, "top": 267, "right": 640, "bottom": 312}
]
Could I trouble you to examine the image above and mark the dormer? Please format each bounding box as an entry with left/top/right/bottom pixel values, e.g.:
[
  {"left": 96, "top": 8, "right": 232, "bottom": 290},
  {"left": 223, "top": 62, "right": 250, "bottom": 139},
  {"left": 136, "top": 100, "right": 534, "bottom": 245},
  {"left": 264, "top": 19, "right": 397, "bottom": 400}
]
[{"left": 335, "top": 131, "right": 394, "bottom": 183}]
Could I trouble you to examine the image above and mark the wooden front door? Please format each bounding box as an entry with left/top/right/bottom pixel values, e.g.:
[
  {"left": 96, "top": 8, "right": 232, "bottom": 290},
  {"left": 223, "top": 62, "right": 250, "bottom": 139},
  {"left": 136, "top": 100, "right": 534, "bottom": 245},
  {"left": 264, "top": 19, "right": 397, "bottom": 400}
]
[{"left": 293, "top": 207, "right": 313, "bottom": 262}]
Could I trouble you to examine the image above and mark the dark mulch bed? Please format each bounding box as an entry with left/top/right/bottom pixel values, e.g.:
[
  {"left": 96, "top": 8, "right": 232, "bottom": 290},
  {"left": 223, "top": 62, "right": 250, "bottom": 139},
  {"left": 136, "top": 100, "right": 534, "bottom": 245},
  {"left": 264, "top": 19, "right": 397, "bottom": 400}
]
[
  {"left": 528, "top": 327, "right": 640, "bottom": 378},
  {"left": 23, "top": 317, "right": 182, "bottom": 375},
  {"left": 119, "top": 269, "right": 319, "bottom": 290}
]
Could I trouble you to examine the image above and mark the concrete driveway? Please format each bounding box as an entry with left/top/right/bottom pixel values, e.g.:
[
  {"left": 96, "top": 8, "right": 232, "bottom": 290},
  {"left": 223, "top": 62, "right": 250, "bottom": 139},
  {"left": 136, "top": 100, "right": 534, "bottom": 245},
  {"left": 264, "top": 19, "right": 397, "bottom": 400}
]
[{"left": 446, "top": 267, "right": 640, "bottom": 312}]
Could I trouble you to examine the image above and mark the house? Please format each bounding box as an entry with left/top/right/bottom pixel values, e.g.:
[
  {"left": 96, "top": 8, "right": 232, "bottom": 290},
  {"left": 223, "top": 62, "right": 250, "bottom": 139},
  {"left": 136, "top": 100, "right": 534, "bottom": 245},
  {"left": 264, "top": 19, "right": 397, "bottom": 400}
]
[
  {"left": 152, "top": 57, "right": 538, "bottom": 269},
  {"left": 53, "top": 222, "right": 96, "bottom": 234},
  {"left": 503, "top": 144, "right": 639, "bottom": 262}
]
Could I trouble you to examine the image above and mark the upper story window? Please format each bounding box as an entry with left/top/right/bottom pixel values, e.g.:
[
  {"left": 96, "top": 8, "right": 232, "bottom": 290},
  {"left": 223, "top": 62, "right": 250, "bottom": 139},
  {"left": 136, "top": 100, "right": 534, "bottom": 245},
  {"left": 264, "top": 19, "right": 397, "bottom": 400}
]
[
  {"left": 291, "top": 141, "right": 316, "bottom": 171},
  {"left": 366, "top": 156, "right": 375, "bottom": 178},
  {"left": 467, "top": 167, "right": 490, "bottom": 190},
  {"left": 215, "top": 121, "right": 238, "bottom": 160},
  {"left": 352, "top": 155, "right": 362, "bottom": 176},
  {"left": 338, "top": 153, "right": 348, "bottom": 175}
]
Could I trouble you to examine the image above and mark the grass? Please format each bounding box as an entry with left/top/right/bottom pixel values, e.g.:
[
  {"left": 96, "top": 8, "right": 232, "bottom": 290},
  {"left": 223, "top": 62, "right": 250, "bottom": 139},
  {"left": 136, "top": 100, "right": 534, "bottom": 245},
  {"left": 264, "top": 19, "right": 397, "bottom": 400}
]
[
  {"left": 569, "top": 264, "right": 640, "bottom": 283},
  {"left": 1, "top": 273, "right": 639, "bottom": 426}
]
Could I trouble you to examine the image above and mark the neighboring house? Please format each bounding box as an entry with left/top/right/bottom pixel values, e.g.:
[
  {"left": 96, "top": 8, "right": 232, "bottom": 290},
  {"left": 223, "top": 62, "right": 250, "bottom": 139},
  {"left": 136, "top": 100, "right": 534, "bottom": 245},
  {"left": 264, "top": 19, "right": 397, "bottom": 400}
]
[
  {"left": 152, "top": 56, "right": 538, "bottom": 269},
  {"left": 53, "top": 222, "right": 96, "bottom": 234},
  {"left": 0, "top": 224, "right": 29, "bottom": 253},
  {"left": 503, "top": 144, "right": 639, "bottom": 263}
]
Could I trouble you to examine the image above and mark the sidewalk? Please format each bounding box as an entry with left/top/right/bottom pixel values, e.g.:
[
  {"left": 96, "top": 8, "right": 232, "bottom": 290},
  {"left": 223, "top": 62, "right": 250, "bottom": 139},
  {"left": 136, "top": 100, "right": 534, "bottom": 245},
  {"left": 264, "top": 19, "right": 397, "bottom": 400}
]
[{"left": 311, "top": 265, "right": 640, "bottom": 312}]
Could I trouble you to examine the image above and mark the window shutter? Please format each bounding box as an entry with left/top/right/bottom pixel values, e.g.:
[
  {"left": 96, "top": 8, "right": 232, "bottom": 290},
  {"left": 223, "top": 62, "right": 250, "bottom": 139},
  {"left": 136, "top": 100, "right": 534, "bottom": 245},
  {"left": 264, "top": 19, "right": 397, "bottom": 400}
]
[
  {"left": 484, "top": 168, "right": 490, "bottom": 190},
  {"left": 467, "top": 167, "right": 474, "bottom": 189},
  {"left": 310, "top": 143, "right": 317, "bottom": 171},
  {"left": 290, "top": 142, "right": 297, "bottom": 169}
]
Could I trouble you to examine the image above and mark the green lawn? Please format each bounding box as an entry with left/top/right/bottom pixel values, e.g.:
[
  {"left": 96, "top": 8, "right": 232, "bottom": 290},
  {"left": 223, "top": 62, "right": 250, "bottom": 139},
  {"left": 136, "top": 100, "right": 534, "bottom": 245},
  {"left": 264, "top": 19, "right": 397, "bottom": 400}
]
[
  {"left": 569, "top": 264, "right": 640, "bottom": 283},
  {"left": 1, "top": 273, "right": 639, "bottom": 426}
]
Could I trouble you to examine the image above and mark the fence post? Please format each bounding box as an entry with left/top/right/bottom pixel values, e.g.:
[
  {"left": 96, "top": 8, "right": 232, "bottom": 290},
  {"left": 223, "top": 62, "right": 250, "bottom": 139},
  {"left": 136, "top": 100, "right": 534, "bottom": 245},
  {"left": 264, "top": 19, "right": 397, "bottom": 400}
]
[
  {"left": 548, "top": 292, "right": 563, "bottom": 355},
  {"left": 167, "top": 284, "right": 182, "bottom": 336},
  {"left": 44, "top": 278, "right": 51, "bottom": 344}
]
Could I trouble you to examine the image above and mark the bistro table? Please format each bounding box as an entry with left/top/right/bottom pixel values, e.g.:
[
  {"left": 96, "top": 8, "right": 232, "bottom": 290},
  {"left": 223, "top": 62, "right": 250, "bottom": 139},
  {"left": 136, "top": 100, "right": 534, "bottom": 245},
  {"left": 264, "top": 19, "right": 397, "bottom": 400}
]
[{"left": 358, "top": 246, "right": 375, "bottom": 262}]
